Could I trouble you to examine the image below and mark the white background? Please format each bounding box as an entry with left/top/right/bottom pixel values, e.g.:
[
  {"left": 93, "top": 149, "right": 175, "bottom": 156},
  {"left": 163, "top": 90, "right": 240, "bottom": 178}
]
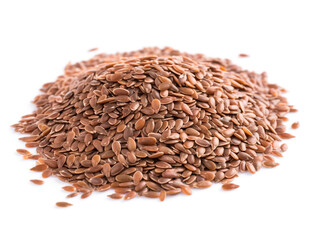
[{"left": 0, "top": 0, "right": 318, "bottom": 239}]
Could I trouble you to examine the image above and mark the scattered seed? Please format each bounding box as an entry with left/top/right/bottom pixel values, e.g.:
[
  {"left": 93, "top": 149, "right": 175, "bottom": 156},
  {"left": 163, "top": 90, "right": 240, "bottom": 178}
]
[
  {"left": 16, "top": 149, "right": 30, "bottom": 155},
  {"left": 62, "top": 186, "right": 76, "bottom": 192},
  {"left": 30, "top": 179, "right": 44, "bottom": 185},
  {"left": 291, "top": 122, "right": 299, "bottom": 129},
  {"left": 56, "top": 202, "right": 72, "bottom": 207},
  {"left": 30, "top": 164, "right": 48, "bottom": 172},
  {"left": 222, "top": 183, "right": 240, "bottom": 190}
]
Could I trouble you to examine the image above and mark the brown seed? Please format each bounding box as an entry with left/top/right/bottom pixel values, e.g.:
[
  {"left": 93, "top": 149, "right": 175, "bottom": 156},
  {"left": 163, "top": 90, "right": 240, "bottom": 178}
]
[
  {"left": 279, "top": 133, "right": 295, "bottom": 139},
  {"left": 112, "top": 141, "right": 121, "bottom": 155},
  {"left": 91, "top": 155, "right": 101, "bottom": 167},
  {"left": 30, "top": 164, "right": 48, "bottom": 172},
  {"left": 195, "top": 138, "right": 211, "bottom": 147},
  {"left": 124, "top": 191, "right": 137, "bottom": 200},
  {"left": 42, "top": 168, "right": 52, "bottom": 178},
  {"left": 62, "top": 186, "right": 76, "bottom": 192},
  {"left": 291, "top": 122, "right": 299, "bottom": 129},
  {"left": 102, "top": 163, "right": 111, "bottom": 178},
  {"left": 159, "top": 190, "right": 166, "bottom": 201},
  {"left": 196, "top": 181, "right": 212, "bottom": 188},
  {"left": 135, "top": 118, "right": 145, "bottom": 130},
  {"left": 66, "top": 192, "right": 79, "bottom": 198},
  {"left": 239, "top": 53, "right": 249, "bottom": 57},
  {"left": 113, "top": 88, "right": 130, "bottom": 95},
  {"left": 180, "top": 185, "right": 192, "bottom": 195},
  {"left": 246, "top": 162, "right": 256, "bottom": 174},
  {"left": 97, "top": 184, "right": 111, "bottom": 192},
  {"left": 127, "top": 152, "right": 137, "bottom": 163},
  {"left": 56, "top": 202, "right": 72, "bottom": 207},
  {"left": 81, "top": 191, "right": 92, "bottom": 199},
  {"left": 138, "top": 137, "right": 157, "bottom": 145},
  {"left": 158, "top": 82, "right": 172, "bottom": 91},
  {"left": 152, "top": 99, "right": 161, "bottom": 113},
  {"left": 143, "top": 191, "right": 160, "bottom": 198},
  {"left": 108, "top": 193, "right": 123, "bottom": 199},
  {"left": 133, "top": 171, "right": 143, "bottom": 185},
  {"left": 181, "top": 102, "right": 193, "bottom": 115},
  {"left": 16, "top": 149, "right": 31, "bottom": 155},
  {"left": 66, "top": 154, "right": 75, "bottom": 168},
  {"left": 127, "top": 137, "right": 136, "bottom": 151},
  {"left": 262, "top": 160, "right": 280, "bottom": 168},
  {"left": 89, "top": 177, "right": 104, "bottom": 185},
  {"left": 30, "top": 179, "right": 44, "bottom": 185},
  {"left": 222, "top": 183, "right": 240, "bottom": 190}
]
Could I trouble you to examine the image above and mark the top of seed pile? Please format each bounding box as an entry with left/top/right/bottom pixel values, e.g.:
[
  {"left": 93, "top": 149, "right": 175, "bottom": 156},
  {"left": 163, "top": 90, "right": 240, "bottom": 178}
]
[{"left": 13, "top": 47, "right": 296, "bottom": 202}]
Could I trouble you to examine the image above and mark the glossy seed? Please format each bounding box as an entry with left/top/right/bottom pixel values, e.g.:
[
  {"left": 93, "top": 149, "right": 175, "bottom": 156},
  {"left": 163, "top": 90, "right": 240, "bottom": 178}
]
[
  {"left": 56, "top": 202, "right": 72, "bottom": 207},
  {"left": 222, "top": 183, "right": 240, "bottom": 190},
  {"left": 30, "top": 164, "right": 48, "bottom": 172}
]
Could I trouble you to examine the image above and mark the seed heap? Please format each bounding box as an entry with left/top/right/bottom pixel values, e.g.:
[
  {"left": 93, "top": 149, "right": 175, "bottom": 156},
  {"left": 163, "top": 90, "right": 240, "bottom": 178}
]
[{"left": 13, "top": 47, "right": 296, "bottom": 202}]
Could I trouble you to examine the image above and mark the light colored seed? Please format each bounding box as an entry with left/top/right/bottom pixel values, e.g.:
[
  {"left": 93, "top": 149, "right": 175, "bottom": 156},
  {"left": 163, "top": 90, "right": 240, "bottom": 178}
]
[
  {"left": 280, "top": 143, "right": 288, "bottom": 152},
  {"left": 242, "top": 127, "right": 253, "bottom": 137}
]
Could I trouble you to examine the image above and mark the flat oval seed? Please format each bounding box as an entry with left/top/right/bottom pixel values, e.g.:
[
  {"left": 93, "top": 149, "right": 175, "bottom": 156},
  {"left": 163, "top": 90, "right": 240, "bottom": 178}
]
[{"left": 222, "top": 183, "right": 240, "bottom": 190}]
